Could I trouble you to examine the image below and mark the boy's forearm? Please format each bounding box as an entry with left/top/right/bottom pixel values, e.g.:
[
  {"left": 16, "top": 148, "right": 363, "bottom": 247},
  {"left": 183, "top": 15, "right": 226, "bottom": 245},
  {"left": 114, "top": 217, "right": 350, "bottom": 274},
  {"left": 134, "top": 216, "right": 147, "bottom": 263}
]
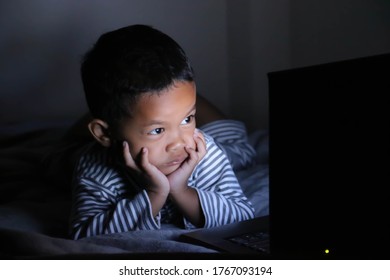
[
  {"left": 169, "top": 187, "right": 205, "bottom": 228},
  {"left": 147, "top": 190, "right": 169, "bottom": 218},
  {"left": 71, "top": 189, "right": 162, "bottom": 239}
]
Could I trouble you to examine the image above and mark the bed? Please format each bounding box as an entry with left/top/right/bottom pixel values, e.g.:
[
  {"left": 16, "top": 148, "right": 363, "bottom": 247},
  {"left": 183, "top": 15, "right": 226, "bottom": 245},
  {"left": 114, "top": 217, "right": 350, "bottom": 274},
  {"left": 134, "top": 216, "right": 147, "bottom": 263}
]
[{"left": 0, "top": 120, "right": 269, "bottom": 259}]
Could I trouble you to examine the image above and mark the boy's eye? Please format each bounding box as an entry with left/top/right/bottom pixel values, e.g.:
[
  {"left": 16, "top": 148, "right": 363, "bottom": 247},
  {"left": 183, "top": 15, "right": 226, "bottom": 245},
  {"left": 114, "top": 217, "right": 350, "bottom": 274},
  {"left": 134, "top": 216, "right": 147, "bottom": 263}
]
[
  {"left": 148, "top": 128, "right": 164, "bottom": 135},
  {"left": 181, "top": 115, "right": 194, "bottom": 125}
]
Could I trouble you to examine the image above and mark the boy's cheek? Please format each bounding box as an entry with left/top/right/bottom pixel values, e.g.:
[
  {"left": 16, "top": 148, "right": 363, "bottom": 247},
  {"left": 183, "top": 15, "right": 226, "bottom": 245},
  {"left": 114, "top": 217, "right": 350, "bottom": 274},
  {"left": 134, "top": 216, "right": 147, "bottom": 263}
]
[{"left": 126, "top": 143, "right": 143, "bottom": 161}]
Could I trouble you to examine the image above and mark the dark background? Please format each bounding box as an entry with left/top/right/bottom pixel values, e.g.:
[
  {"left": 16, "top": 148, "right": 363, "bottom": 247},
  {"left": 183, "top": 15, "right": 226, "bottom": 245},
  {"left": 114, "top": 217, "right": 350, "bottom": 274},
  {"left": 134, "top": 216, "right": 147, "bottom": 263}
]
[{"left": 1, "top": 0, "right": 390, "bottom": 131}]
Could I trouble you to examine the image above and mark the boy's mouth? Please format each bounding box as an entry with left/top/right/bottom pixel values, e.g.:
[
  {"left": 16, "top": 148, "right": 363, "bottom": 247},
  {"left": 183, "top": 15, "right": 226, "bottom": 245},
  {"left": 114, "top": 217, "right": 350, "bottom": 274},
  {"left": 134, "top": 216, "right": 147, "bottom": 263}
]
[{"left": 165, "top": 155, "right": 188, "bottom": 167}]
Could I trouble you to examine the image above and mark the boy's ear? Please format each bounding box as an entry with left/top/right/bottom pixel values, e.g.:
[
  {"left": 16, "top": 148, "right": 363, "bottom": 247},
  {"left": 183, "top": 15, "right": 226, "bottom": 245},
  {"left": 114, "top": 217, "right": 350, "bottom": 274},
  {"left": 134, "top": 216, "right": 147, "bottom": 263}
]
[{"left": 88, "top": 119, "right": 112, "bottom": 147}]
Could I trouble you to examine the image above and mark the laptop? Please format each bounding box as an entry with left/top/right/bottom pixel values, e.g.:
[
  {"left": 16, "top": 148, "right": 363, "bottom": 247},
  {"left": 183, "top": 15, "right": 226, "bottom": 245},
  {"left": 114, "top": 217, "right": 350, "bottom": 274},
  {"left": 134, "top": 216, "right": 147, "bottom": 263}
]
[
  {"left": 180, "top": 216, "right": 269, "bottom": 254},
  {"left": 182, "top": 53, "right": 389, "bottom": 259},
  {"left": 268, "top": 53, "right": 390, "bottom": 259}
]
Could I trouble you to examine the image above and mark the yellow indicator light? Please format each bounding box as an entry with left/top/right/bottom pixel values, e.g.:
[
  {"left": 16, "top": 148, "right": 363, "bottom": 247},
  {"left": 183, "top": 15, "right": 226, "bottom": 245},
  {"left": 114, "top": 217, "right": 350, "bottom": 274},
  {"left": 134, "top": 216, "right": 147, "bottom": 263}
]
[{"left": 325, "top": 249, "right": 330, "bottom": 254}]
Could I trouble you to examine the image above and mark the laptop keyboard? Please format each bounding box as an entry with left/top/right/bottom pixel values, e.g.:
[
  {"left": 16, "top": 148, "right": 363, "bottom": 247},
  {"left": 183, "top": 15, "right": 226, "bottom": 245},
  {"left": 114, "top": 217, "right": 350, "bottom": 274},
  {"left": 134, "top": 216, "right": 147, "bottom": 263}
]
[{"left": 227, "top": 231, "right": 270, "bottom": 253}]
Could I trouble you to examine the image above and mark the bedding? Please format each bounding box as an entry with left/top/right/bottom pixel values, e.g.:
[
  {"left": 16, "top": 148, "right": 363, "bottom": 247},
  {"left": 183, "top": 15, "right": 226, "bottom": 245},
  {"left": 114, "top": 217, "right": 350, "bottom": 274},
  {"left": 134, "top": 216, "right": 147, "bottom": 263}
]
[{"left": 0, "top": 121, "right": 268, "bottom": 259}]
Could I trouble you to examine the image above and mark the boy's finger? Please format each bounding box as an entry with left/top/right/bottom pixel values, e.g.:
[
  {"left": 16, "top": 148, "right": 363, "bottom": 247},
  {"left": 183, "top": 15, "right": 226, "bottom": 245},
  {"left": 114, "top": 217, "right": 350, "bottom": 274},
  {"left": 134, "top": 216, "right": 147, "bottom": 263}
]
[
  {"left": 139, "top": 147, "right": 153, "bottom": 173},
  {"left": 194, "top": 133, "right": 207, "bottom": 159},
  {"left": 138, "top": 148, "right": 165, "bottom": 183},
  {"left": 197, "top": 129, "right": 206, "bottom": 145},
  {"left": 122, "top": 141, "right": 140, "bottom": 171},
  {"left": 184, "top": 146, "right": 199, "bottom": 166}
]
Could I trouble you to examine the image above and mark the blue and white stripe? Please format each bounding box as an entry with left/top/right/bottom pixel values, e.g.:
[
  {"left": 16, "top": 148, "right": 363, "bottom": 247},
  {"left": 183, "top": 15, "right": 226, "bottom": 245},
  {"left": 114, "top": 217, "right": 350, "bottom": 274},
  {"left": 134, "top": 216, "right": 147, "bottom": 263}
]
[
  {"left": 200, "top": 120, "right": 257, "bottom": 170},
  {"left": 70, "top": 121, "right": 255, "bottom": 240}
]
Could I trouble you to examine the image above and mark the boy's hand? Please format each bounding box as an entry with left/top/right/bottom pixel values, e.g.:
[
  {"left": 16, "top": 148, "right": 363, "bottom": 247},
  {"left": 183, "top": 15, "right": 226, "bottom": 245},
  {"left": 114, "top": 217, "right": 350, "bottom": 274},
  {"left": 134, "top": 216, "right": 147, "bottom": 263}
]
[
  {"left": 168, "top": 129, "right": 207, "bottom": 194},
  {"left": 167, "top": 130, "right": 207, "bottom": 227},
  {"left": 122, "top": 141, "right": 170, "bottom": 196}
]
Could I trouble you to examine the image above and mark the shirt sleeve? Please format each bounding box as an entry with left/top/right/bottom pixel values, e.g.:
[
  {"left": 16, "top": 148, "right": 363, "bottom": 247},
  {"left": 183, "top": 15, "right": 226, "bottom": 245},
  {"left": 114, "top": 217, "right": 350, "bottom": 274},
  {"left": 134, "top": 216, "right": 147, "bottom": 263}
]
[
  {"left": 200, "top": 120, "right": 257, "bottom": 171},
  {"left": 184, "top": 135, "right": 255, "bottom": 229},
  {"left": 70, "top": 176, "right": 160, "bottom": 240}
]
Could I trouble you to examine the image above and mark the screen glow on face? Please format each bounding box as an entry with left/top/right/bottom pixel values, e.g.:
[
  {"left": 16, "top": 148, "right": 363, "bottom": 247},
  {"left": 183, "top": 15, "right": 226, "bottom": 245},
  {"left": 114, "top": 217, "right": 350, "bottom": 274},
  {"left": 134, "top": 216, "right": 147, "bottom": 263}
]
[{"left": 119, "top": 81, "right": 197, "bottom": 175}]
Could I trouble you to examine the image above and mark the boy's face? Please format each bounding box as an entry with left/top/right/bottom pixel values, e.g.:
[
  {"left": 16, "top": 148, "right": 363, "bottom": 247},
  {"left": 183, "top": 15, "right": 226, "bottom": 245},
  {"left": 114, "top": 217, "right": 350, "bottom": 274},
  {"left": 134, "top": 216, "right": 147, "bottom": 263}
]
[{"left": 119, "top": 81, "right": 197, "bottom": 175}]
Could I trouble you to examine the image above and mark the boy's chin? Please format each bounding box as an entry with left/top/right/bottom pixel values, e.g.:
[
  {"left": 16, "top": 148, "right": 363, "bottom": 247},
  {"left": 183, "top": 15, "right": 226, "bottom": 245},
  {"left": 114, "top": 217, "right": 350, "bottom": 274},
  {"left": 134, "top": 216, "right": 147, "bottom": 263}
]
[{"left": 160, "top": 165, "right": 181, "bottom": 176}]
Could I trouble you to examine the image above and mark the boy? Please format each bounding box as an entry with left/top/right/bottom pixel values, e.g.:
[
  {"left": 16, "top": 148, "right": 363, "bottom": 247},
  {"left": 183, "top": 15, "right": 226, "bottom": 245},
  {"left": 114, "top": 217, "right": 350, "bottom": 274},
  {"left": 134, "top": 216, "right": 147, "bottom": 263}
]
[{"left": 70, "top": 24, "right": 255, "bottom": 240}]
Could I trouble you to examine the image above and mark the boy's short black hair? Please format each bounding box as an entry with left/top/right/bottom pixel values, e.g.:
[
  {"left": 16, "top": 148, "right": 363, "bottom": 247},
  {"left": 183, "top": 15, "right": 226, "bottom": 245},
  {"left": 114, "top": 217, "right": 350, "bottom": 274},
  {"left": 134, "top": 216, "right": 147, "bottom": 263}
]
[{"left": 81, "top": 24, "right": 194, "bottom": 130}]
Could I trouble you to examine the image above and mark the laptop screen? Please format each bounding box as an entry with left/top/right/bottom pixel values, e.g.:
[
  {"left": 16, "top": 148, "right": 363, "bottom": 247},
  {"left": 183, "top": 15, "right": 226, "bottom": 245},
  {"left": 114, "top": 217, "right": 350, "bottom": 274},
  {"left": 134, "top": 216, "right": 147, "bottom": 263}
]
[{"left": 268, "top": 53, "right": 390, "bottom": 259}]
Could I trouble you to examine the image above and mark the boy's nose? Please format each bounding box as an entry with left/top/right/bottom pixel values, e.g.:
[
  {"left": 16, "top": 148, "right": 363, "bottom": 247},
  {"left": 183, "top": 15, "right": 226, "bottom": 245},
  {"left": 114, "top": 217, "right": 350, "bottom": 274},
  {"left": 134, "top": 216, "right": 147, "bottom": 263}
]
[{"left": 166, "top": 132, "right": 186, "bottom": 152}]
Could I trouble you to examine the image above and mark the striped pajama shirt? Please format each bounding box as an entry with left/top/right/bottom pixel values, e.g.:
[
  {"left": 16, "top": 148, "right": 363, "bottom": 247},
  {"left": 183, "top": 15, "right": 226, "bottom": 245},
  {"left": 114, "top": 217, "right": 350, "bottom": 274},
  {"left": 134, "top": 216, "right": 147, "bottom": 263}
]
[{"left": 70, "top": 120, "right": 255, "bottom": 240}]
